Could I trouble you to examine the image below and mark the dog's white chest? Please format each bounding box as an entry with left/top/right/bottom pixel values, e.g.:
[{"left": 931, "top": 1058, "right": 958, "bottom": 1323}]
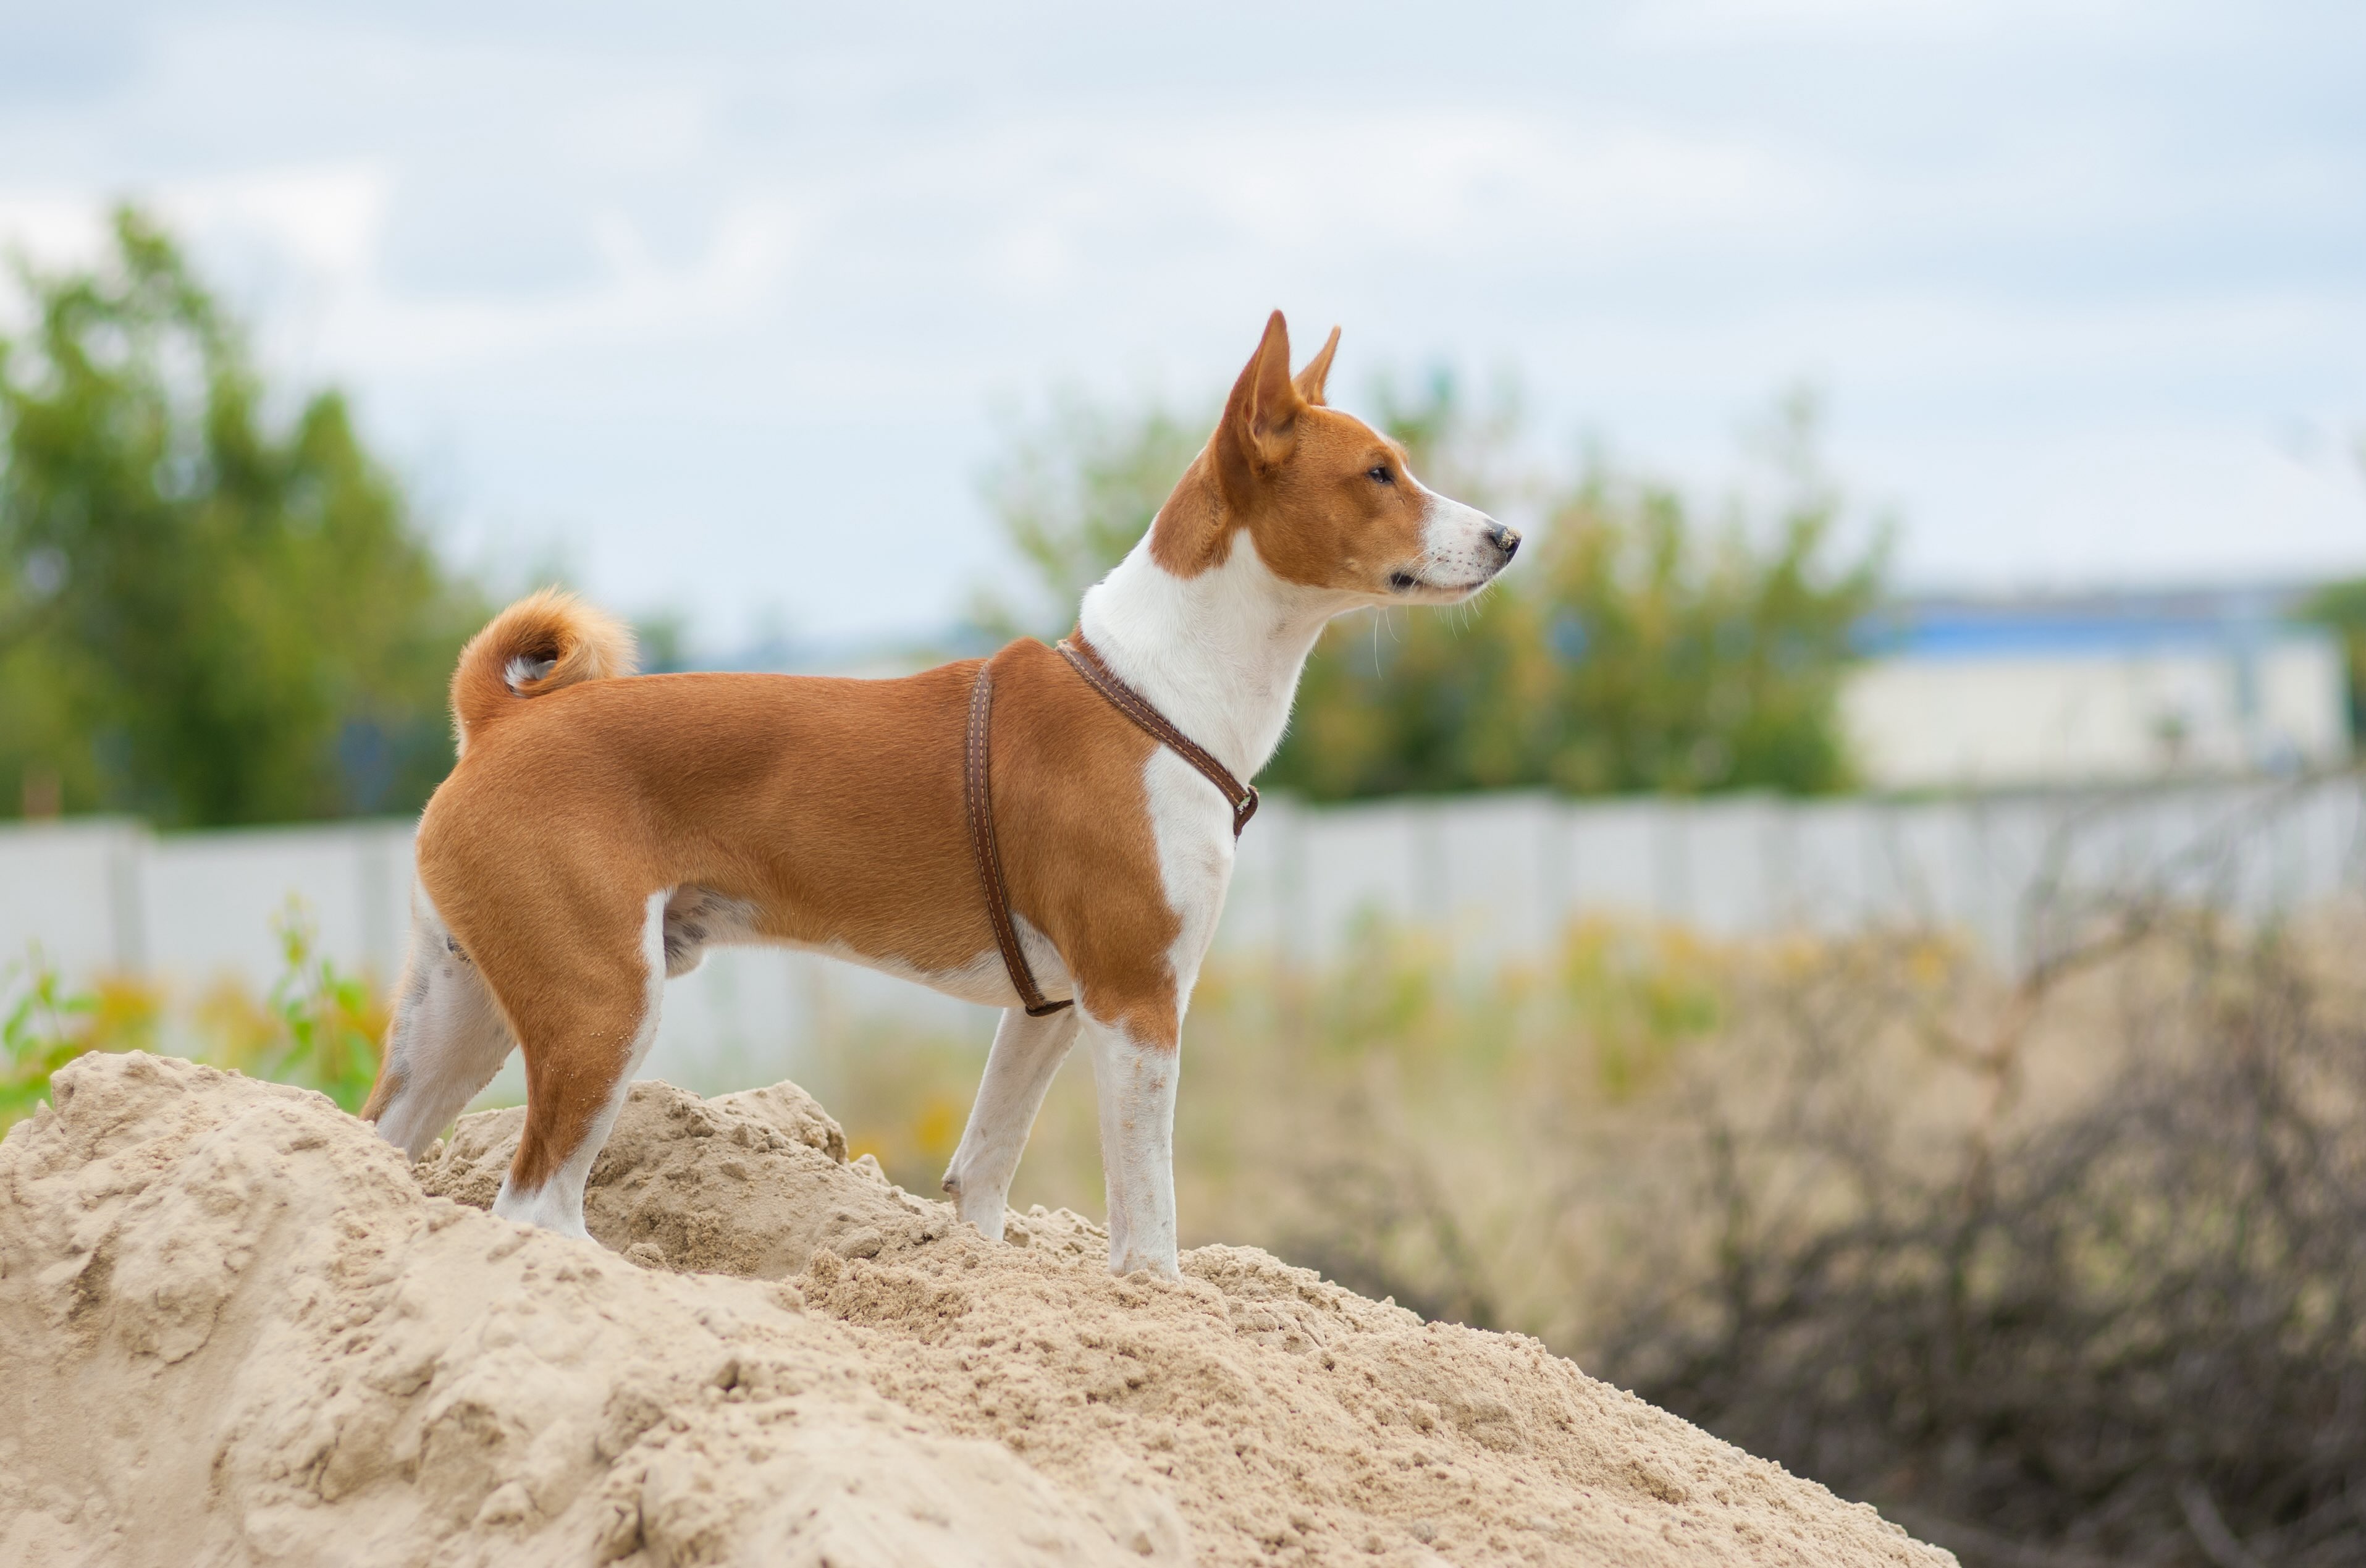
[{"left": 1142, "top": 749, "right": 1238, "bottom": 1001}]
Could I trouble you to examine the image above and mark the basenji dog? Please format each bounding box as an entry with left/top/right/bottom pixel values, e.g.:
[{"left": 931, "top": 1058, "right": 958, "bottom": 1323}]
[{"left": 361, "top": 311, "right": 1518, "bottom": 1277}]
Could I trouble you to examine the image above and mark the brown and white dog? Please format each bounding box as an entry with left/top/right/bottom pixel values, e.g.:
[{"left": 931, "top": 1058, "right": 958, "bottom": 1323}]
[{"left": 361, "top": 311, "right": 1518, "bottom": 1277}]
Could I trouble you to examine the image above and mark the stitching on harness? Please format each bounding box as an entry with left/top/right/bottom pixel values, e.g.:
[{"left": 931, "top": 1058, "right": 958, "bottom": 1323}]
[{"left": 967, "top": 659, "right": 1071, "bottom": 1017}]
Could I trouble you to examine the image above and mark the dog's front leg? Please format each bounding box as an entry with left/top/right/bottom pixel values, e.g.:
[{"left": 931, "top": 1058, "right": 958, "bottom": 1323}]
[
  {"left": 1082, "top": 1011, "right": 1182, "bottom": 1278},
  {"left": 943, "top": 1005, "right": 1081, "bottom": 1241}
]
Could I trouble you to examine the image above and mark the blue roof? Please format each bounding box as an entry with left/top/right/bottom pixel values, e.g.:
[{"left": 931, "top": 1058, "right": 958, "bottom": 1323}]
[{"left": 1856, "top": 585, "right": 2329, "bottom": 660}]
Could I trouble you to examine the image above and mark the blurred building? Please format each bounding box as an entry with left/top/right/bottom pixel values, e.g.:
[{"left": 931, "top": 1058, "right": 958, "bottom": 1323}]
[{"left": 1844, "top": 586, "right": 2351, "bottom": 790}]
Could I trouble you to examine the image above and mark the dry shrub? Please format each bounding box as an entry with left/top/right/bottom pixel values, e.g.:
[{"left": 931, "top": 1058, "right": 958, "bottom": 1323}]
[{"left": 1601, "top": 906, "right": 2366, "bottom": 1568}]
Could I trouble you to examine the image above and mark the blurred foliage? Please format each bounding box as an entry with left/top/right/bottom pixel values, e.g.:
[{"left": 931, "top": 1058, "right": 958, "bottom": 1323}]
[
  {"left": 196, "top": 899, "right": 386, "bottom": 1113},
  {"left": 2299, "top": 575, "right": 2366, "bottom": 736},
  {"left": 975, "top": 392, "right": 1210, "bottom": 636},
  {"left": 982, "top": 375, "right": 1887, "bottom": 798},
  {"left": 1, "top": 900, "right": 384, "bottom": 1129},
  {"left": 1, "top": 947, "right": 159, "bottom": 1128},
  {"left": 0, "top": 206, "right": 487, "bottom": 826},
  {"left": 1, "top": 955, "right": 93, "bottom": 1128},
  {"left": 830, "top": 1029, "right": 975, "bottom": 1182},
  {"left": 633, "top": 608, "right": 696, "bottom": 675},
  {"left": 817, "top": 911, "right": 1738, "bottom": 1271}
]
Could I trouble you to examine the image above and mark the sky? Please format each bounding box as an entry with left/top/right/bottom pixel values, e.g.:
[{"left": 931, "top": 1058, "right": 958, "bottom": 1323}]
[{"left": 1, "top": 0, "right": 2361, "bottom": 651}]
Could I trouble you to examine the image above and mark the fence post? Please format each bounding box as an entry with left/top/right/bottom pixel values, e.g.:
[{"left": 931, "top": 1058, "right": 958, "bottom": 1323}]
[{"left": 106, "top": 825, "right": 149, "bottom": 976}]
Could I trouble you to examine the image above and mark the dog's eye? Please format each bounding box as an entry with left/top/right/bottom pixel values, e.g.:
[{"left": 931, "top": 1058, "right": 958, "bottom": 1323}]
[{"left": 1366, "top": 466, "right": 1394, "bottom": 484}]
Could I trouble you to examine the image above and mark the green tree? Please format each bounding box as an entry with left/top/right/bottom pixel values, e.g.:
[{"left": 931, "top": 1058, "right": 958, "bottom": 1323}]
[
  {"left": 975, "top": 392, "right": 1209, "bottom": 636},
  {"left": 1275, "top": 390, "right": 1886, "bottom": 798},
  {"left": 983, "top": 376, "right": 1886, "bottom": 799},
  {"left": 0, "top": 206, "right": 486, "bottom": 825},
  {"left": 2294, "top": 432, "right": 2366, "bottom": 736}
]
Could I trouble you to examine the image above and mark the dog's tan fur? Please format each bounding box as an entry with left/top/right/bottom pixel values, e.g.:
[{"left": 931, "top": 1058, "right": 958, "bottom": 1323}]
[{"left": 366, "top": 634, "right": 1173, "bottom": 1195}]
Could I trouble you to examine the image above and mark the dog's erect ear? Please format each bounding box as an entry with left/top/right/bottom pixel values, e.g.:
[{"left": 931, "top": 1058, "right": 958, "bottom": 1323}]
[
  {"left": 1221, "top": 310, "right": 1303, "bottom": 476},
  {"left": 1293, "top": 326, "right": 1341, "bottom": 407}
]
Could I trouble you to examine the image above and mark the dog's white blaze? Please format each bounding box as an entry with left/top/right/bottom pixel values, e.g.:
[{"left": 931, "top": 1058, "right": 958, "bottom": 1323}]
[
  {"left": 1143, "top": 748, "right": 1233, "bottom": 1005},
  {"left": 490, "top": 888, "right": 668, "bottom": 1239},
  {"left": 1416, "top": 488, "right": 1506, "bottom": 592}
]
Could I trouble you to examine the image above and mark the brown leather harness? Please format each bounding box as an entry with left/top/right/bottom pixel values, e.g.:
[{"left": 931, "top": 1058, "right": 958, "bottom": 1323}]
[{"left": 964, "top": 633, "right": 1259, "bottom": 1017}]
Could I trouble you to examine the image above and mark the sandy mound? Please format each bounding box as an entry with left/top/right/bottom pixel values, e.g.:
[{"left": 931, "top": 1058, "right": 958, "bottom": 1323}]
[{"left": 0, "top": 1055, "right": 1951, "bottom": 1567}]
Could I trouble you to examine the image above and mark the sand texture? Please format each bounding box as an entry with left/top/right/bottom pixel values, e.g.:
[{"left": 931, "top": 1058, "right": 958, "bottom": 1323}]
[{"left": 0, "top": 1053, "right": 1953, "bottom": 1567}]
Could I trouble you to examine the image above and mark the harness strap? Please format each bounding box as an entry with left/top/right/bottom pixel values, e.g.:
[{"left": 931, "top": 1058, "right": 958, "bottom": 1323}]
[
  {"left": 964, "top": 637, "right": 1261, "bottom": 1019},
  {"left": 966, "top": 659, "right": 1071, "bottom": 1016},
  {"left": 1057, "top": 634, "right": 1260, "bottom": 838}
]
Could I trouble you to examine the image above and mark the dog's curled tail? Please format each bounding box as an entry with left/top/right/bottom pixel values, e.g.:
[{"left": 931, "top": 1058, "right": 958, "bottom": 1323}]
[{"left": 449, "top": 588, "right": 639, "bottom": 755}]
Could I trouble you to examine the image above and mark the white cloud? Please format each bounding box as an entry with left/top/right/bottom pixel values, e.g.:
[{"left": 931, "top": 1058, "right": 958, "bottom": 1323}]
[
  {"left": 326, "top": 194, "right": 796, "bottom": 369},
  {"left": 161, "top": 164, "right": 388, "bottom": 273},
  {"left": 0, "top": 192, "right": 112, "bottom": 268},
  {"left": 1625, "top": 0, "right": 2136, "bottom": 47}
]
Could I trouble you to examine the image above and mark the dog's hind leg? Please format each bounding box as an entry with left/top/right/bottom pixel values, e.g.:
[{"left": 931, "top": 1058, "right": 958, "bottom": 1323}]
[
  {"left": 363, "top": 887, "right": 517, "bottom": 1160},
  {"left": 490, "top": 889, "right": 669, "bottom": 1239},
  {"left": 941, "top": 1005, "right": 1082, "bottom": 1241}
]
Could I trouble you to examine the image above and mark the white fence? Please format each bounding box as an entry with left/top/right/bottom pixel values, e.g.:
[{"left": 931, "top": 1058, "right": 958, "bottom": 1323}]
[{"left": 5, "top": 777, "right": 2360, "bottom": 1094}]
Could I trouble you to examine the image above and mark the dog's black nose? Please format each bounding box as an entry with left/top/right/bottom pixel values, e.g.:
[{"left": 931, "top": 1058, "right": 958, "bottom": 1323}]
[{"left": 1489, "top": 523, "right": 1521, "bottom": 560}]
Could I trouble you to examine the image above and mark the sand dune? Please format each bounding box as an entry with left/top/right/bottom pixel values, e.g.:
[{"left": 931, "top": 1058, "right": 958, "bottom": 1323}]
[{"left": 0, "top": 1053, "right": 1951, "bottom": 1567}]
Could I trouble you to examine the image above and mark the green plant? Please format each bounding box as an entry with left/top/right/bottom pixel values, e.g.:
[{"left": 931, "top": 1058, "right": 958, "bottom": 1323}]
[
  {"left": 1, "top": 946, "right": 96, "bottom": 1129},
  {"left": 2299, "top": 575, "right": 2366, "bottom": 735},
  {"left": 1, "top": 946, "right": 160, "bottom": 1130},
  {"left": 202, "top": 899, "right": 384, "bottom": 1113},
  {"left": 6, "top": 904, "right": 384, "bottom": 1126}
]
